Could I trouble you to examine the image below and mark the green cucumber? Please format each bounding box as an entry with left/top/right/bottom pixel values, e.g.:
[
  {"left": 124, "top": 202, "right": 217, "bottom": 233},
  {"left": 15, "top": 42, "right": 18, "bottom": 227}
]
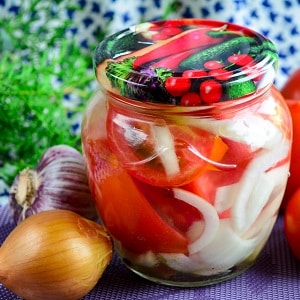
[
  {"left": 263, "top": 40, "right": 277, "bottom": 52},
  {"left": 224, "top": 76, "right": 256, "bottom": 100},
  {"left": 179, "top": 36, "right": 256, "bottom": 69},
  {"left": 249, "top": 40, "right": 277, "bottom": 62},
  {"left": 206, "top": 30, "right": 241, "bottom": 38},
  {"left": 94, "top": 28, "right": 152, "bottom": 66},
  {"left": 259, "top": 41, "right": 278, "bottom": 65}
]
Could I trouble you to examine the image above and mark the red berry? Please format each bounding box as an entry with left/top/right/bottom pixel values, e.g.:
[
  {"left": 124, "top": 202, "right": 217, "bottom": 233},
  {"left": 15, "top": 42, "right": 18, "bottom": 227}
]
[
  {"left": 209, "top": 69, "right": 233, "bottom": 81},
  {"left": 200, "top": 80, "right": 223, "bottom": 104},
  {"left": 182, "top": 70, "right": 208, "bottom": 78},
  {"left": 228, "top": 54, "right": 254, "bottom": 66},
  {"left": 204, "top": 60, "right": 225, "bottom": 70},
  {"left": 165, "top": 77, "right": 191, "bottom": 97},
  {"left": 180, "top": 92, "right": 202, "bottom": 106}
]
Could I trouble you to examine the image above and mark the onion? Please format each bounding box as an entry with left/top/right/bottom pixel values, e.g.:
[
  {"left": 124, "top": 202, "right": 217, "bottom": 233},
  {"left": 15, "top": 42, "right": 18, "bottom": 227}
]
[
  {"left": 150, "top": 124, "right": 180, "bottom": 176},
  {"left": 173, "top": 188, "right": 219, "bottom": 254},
  {"left": 231, "top": 141, "right": 289, "bottom": 234},
  {"left": 161, "top": 219, "right": 264, "bottom": 276},
  {"left": 183, "top": 112, "right": 283, "bottom": 150},
  {"left": 0, "top": 209, "right": 113, "bottom": 300},
  {"left": 9, "top": 145, "right": 97, "bottom": 224},
  {"left": 189, "top": 219, "right": 257, "bottom": 274}
]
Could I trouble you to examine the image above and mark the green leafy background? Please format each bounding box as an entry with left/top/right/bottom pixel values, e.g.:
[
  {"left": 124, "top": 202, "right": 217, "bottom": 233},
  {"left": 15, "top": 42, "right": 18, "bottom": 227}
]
[{"left": 0, "top": 0, "right": 180, "bottom": 185}]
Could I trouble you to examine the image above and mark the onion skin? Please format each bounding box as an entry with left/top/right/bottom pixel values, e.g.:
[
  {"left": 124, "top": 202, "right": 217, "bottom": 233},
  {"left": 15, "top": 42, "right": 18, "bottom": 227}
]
[
  {"left": 9, "top": 145, "right": 98, "bottom": 224},
  {"left": 0, "top": 209, "right": 113, "bottom": 300}
]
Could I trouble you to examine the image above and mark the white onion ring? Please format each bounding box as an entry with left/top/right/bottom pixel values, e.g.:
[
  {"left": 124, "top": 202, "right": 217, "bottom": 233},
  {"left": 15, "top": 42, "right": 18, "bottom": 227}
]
[
  {"left": 173, "top": 188, "right": 219, "bottom": 254},
  {"left": 161, "top": 219, "right": 269, "bottom": 276},
  {"left": 150, "top": 124, "right": 180, "bottom": 176},
  {"left": 231, "top": 141, "right": 289, "bottom": 234}
]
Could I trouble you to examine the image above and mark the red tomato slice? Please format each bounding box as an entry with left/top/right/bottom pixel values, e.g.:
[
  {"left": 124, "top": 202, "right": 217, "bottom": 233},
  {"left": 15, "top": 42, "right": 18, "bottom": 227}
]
[
  {"left": 134, "top": 180, "right": 202, "bottom": 232},
  {"left": 284, "top": 188, "right": 300, "bottom": 260},
  {"left": 84, "top": 139, "right": 189, "bottom": 255},
  {"left": 184, "top": 138, "right": 256, "bottom": 205},
  {"left": 106, "top": 108, "right": 227, "bottom": 187}
]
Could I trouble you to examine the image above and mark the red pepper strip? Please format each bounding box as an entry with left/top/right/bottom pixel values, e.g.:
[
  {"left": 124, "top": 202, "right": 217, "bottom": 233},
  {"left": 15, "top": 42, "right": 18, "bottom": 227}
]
[
  {"left": 151, "top": 48, "right": 199, "bottom": 69},
  {"left": 133, "top": 28, "right": 228, "bottom": 69}
]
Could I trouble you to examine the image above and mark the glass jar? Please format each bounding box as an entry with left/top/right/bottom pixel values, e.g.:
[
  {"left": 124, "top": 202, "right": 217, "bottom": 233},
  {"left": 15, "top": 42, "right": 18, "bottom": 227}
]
[{"left": 81, "top": 19, "right": 292, "bottom": 287}]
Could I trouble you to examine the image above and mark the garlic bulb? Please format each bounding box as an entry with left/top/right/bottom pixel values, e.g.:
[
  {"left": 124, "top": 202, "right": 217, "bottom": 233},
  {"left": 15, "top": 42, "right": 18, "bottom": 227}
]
[
  {"left": 9, "top": 145, "right": 97, "bottom": 224},
  {"left": 0, "top": 209, "right": 113, "bottom": 300}
]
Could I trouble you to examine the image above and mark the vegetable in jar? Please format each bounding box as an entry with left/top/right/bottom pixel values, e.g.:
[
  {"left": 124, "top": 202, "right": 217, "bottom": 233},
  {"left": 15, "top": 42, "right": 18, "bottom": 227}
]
[{"left": 82, "top": 19, "right": 292, "bottom": 286}]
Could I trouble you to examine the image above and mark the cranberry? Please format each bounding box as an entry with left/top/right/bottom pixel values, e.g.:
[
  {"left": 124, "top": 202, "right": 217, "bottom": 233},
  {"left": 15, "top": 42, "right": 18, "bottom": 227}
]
[
  {"left": 203, "top": 60, "right": 225, "bottom": 70},
  {"left": 180, "top": 92, "right": 202, "bottom": 106},
  {"left": 200, "top": 80, "right": 223, "bottom": 104},
  {"left": 228, "top": 54, "right": 254, "bottom": 66}
]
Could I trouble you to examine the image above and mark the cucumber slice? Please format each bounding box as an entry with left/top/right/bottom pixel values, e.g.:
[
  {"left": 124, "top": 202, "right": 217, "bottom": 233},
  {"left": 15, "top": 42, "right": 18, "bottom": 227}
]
[{"left": 224, "top": 77, "right": 256, "bottom": 100}]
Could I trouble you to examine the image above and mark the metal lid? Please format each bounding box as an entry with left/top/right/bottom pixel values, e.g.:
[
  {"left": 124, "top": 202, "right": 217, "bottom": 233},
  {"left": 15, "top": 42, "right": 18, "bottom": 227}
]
[{"left": 94, "top": 19, "right": 278, "bottom": 106}]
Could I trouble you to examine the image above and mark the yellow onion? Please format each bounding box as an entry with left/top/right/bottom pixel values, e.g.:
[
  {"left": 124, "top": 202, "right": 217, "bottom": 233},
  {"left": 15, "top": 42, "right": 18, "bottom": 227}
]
[{"left": 0, "top": 209, "right": 113, "bottom": 300}]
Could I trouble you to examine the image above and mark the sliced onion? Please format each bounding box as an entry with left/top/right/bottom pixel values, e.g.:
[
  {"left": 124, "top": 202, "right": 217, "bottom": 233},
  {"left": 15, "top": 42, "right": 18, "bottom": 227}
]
[
  {"left": 150, "top": 124, "right": 180, "bottom": 176},
  {"left": 189, "top": 220, "right": 256, "bottom": 274},
  {"left": 186, "top": 220, "right": 205, "bottom": 243},
  {"left": 173, "top": 188, "right": 219, "bottom": 254},
  {"left": 161, "top": 219, "right": 266, "bottom": 276},
  {"left": 197, "top": 219, "right": 275, "bottom": 274},
  {"left": 184, "top": 113, "right": 283, "bottom": 150},
  {"left": 231, "top": 141, "right": 289, "bottom": 234},
  {"left": 214, "top": 183, "right": 237, "bottom": 214},
  {"left": 131, "top": 251, "right": 158, "bottom": 268},
  {"left": 242, "top": 180, "right": 286, "bottom": 240},
  {"left": 159, "top": 253, "right": 207, "bottom": 275},
  {"left": 243, "top": 164, "right": 288, "bottom": 232}
]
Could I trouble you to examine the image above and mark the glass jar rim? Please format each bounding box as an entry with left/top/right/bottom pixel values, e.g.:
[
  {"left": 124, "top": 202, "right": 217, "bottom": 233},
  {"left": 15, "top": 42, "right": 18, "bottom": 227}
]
[{"left": 94, "top": 19, "right": 278, "bottom": 107}]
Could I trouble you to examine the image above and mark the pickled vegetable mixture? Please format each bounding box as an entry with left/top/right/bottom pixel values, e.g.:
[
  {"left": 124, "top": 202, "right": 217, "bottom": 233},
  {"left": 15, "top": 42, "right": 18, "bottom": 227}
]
[{"left": 83, "top": 20, "right": 291, "bottom": 280}]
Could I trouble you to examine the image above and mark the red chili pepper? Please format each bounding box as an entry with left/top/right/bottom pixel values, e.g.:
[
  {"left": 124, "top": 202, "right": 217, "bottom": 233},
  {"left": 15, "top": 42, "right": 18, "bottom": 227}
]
[
  {"left": 151, "top": 49, "right": 199, "bottom": 69},
  {"left": 133, "top": 28, "right": 227, "bottom": 69},
  {"left": 160, "top": 26, "right": 183, "bottom": 37}
]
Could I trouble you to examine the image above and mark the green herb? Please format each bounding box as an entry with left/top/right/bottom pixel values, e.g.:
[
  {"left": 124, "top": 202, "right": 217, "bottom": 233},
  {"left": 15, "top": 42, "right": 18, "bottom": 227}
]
[
  {"left": 0, "top": 0, "right": 108, "bottom": 185},
  {"left": 162, "top": 1, "right": 183, "bottom": 20},
  {"left": 106, "top": 57, "right": 172, "bottom": 103}
]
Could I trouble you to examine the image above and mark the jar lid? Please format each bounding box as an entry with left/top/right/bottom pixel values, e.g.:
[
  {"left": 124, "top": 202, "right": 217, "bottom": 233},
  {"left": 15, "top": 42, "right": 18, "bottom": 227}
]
[{"left": 94, "top": 19, "right": 278, "bottom": 106}]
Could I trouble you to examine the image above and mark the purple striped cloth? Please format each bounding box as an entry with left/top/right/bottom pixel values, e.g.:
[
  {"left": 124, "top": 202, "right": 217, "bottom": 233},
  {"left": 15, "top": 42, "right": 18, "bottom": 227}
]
[{"left": 0, "top": 205, "right": 299, "bottom": 300}]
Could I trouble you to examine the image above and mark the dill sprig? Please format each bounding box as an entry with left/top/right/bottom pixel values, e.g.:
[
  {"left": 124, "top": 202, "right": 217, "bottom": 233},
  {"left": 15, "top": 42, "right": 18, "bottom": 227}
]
[{"left": 0, "top": 0, "right": 105, "bottom": 185}]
